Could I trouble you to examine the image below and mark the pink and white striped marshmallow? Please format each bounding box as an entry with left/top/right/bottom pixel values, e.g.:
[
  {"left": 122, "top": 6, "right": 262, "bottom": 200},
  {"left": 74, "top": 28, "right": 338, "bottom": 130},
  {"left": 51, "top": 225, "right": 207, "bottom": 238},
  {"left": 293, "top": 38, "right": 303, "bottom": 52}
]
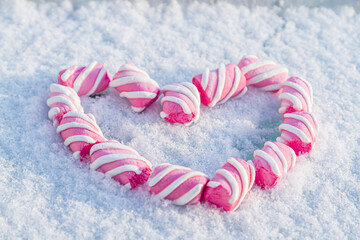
[
  {"left": 148, "top": 164, "right": 209, "bottom": 205},
  {"left": 252, "top": 141, "right": 296, "bottom": 188},
  {"left": 238, "top": 55, "right": 288, "bottom": 92},
  {"left": 46, "top": 83, "right": 84, "bottom": 127},
  {"left": 57, "top": 111, "right": 106, "bottom": 160},
  {"left": 277, "top": 112, "right": 318, "bottom": 156},
  {"left": 278, "top": 76, "right": 313, "bottom": 116},
  {"left": 160, "top": 82, "right": 200, "bottom": 125},
  {"left": 90, "top": 140, "right": 152, "bottom": 189},
  {"left": 203, "top": 158, "right": 255, "bottom": 212},
  {"left": 192, "top": 63, "right": 247, "bottom": 107},
  {"left": 58, "top": 61, "right": 110, "bottom": 96},
  {"left": 109, "top": 62, "right": 160, "bottom": 112}
]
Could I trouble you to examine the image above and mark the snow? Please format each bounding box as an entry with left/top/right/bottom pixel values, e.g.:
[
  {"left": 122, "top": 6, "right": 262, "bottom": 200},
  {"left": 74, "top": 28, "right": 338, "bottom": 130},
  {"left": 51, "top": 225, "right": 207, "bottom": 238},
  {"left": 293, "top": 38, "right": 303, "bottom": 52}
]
[{"left": 0, "top": 0, "right": 359, "bottom": 239}]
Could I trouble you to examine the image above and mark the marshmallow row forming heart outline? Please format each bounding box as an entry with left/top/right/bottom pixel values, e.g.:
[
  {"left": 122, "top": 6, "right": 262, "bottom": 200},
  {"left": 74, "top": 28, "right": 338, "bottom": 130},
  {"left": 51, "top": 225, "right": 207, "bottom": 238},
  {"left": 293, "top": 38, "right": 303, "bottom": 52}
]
[{"left": 46, "top": 55, "right": 318, "bottom": 212}]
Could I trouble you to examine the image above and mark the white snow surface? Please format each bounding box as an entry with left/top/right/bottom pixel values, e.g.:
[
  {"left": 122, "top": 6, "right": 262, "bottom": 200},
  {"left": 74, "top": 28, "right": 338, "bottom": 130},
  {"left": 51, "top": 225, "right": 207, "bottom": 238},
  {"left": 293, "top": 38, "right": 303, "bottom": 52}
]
[{"left": 0, "top": 0, "right": 359, "bottom": 239}]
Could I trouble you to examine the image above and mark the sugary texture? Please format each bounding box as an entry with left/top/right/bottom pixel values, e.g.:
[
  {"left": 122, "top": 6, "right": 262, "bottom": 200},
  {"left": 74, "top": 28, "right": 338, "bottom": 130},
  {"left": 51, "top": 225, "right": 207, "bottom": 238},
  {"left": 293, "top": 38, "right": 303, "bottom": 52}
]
[
  {"left": 58, "top": 61, "right": 110, "bottom": 96},
  {"left": 238, "top": 55, "right": 288, "bottom": 92},
  {"left": 192, "top": 63, "right": 247, "bottom": 107},
  {"left": 277, "top": 112, "right": 318, "bottom": 156},
  {"left": 57, "top": 111, "right": 107, "bottom": 160},
  {"left": 148, "top": 164, "right": 209, "bottom": 205},
  {"left": 90, "top": 140, "right": 152, "bottom": 189},
  {"left": 278, "top": 76, "right": 313, "bottom": 115},
  {"left": 46, "top": 83, "right": 84, "bottom": 127},
  {"left": 109, "top": 62, "right": 160, "bottom": 112},
  {"left": 253, "top": 141, "right": 296, "bottom": 188},
  {"left": 160, "top": 82, "right": 200, "bottom": 125},
  {"left": 203, "top": 158, "right": 255, "bottom": 212}
]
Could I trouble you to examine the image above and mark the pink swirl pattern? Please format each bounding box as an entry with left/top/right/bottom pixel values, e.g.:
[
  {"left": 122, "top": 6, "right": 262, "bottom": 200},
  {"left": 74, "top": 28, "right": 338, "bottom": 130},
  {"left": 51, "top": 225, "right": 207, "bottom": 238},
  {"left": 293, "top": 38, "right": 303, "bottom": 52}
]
[
  {"left": 238, "top": 55, "right": 288, "bottom": 92},
  {"left": 192, "top": 63, "right": 247, "bottom": 107},
  {"left": 57, "top": 111, "right": 106, "bottom": 159},
  {"left": 277, "top": 112, "right": 318, "bottom": 156},
  {"left": 90, "top": 140, "right": 152, "bottom": 189},
  {"left": 148, "top": 164, "right": 209, "bottom": 205},
  {"left": 160, "top": 82, "right": 200, "bottom": 125},
  {"left": 110, "top": 62, "right": 160, "bottom": 112},
  {"left": 203, "top": 158, "right": 255, "bottom": 212},
  {"left": 279, "top": 76, "right": 313, "bottom": 115},
  {"left": 58, "top": 61, "right": 110, "bottom": 96},
  {"left": 252, "top": 141, "right": 296, "bottom": 188},
  {"left": 46, "top": 84, "right": 84, "bottom": 127}
]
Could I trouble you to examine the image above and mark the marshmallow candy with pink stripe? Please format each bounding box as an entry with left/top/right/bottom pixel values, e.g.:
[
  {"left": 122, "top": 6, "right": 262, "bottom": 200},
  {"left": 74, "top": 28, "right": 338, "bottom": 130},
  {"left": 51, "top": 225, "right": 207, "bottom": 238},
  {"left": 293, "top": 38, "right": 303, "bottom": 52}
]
[
  {"left": 57, "top": 111, "right": 107, "bottom": 160},
  {"left": 277, "top": 112, "right": 318, "bottom": 156},
  {"left": 192, "top": 63, "right": 247, "bottom": 107},
  {"left": 278, "top": 76, "right": 313, "bottom": 116},
  {"left": 203, "top": 158, "right": 255, "bottom": 212},
  {"left": 110, "top": 63, "right": 160, "bottom": 112},
  {"left": 148, "top": 164, "right": 209, "bottom": 205},
  {"left": 253, "top": 141, "right": 296, "bottom": 188},
  {"left": 160, "top": 82, "right": 200, "bottom": 125},
  {"left": 90, "top": 140, "right": 152, "bottom": 189},
  {"left": 58, "top": 61, "right": 110, "bottom": 96},
  {"left": 238, "top": 55, "right": 288, "bottom": 92},
  {"left": 46, "top": 84, "right": 84, "bottom": 127}
]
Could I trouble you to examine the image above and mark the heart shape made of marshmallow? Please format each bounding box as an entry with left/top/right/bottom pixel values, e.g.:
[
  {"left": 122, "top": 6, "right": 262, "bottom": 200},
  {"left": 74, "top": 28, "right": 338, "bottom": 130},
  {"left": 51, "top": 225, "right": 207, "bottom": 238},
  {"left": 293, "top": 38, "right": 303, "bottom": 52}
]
[{"left": 48, "top": 56, "right": 318, "bottom": 212}]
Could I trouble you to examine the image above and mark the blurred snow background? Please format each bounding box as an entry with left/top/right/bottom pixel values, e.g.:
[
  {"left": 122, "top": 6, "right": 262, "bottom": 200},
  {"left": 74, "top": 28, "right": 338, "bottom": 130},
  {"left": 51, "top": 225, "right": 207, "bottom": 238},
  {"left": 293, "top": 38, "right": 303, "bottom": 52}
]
[{"left": 0, "top": 0, "right": 359, "bottom": 239}]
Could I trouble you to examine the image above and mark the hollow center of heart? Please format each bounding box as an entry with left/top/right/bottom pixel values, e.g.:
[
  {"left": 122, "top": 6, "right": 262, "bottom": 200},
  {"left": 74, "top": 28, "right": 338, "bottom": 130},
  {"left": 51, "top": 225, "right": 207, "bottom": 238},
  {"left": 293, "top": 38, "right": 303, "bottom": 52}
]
[{"left": 81, "top": 87, "right": 283, "bottom": 175}]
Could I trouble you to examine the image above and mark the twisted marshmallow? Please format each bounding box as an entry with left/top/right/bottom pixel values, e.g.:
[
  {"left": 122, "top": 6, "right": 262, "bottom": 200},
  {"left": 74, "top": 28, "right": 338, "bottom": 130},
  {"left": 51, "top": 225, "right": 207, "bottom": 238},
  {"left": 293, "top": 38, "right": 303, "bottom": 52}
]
[
  {"left": 46, "top": 84, "right": 84, "bottom": 127},
  {"left": 57, "top": 111, "right": 106, "bottom": 159},
  {"left": 277, "top": 112, "right": 318, "bottom": 156},
  {"left": 110, "top": 63, "right": 160, "bottom": 112},
  {"left": 253, "top": 141, "right": 296, "bottom": 188},
  {"left": 279, "top": 76, "right": 313, "bottom": 115},
  {"left": 58, "top": 61, "right": 110, "bottom": 96},
  {"left": 203, "top": 158, "right": 255, "bottom": 212},
  {"left": 90, "top": 140, "right": 152, "bottom": 189},
  {"left": 160, "top": 82, "right": 200, "bottom": 125},
  {"left": 192, "top": 63, "right": 247, "bottom": 107},
  {"left": 148, "top": 164, "right": 209, "bottom": 205},
  {"left": 238, "top": 55, "right": 288, "bottom": 92}
]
